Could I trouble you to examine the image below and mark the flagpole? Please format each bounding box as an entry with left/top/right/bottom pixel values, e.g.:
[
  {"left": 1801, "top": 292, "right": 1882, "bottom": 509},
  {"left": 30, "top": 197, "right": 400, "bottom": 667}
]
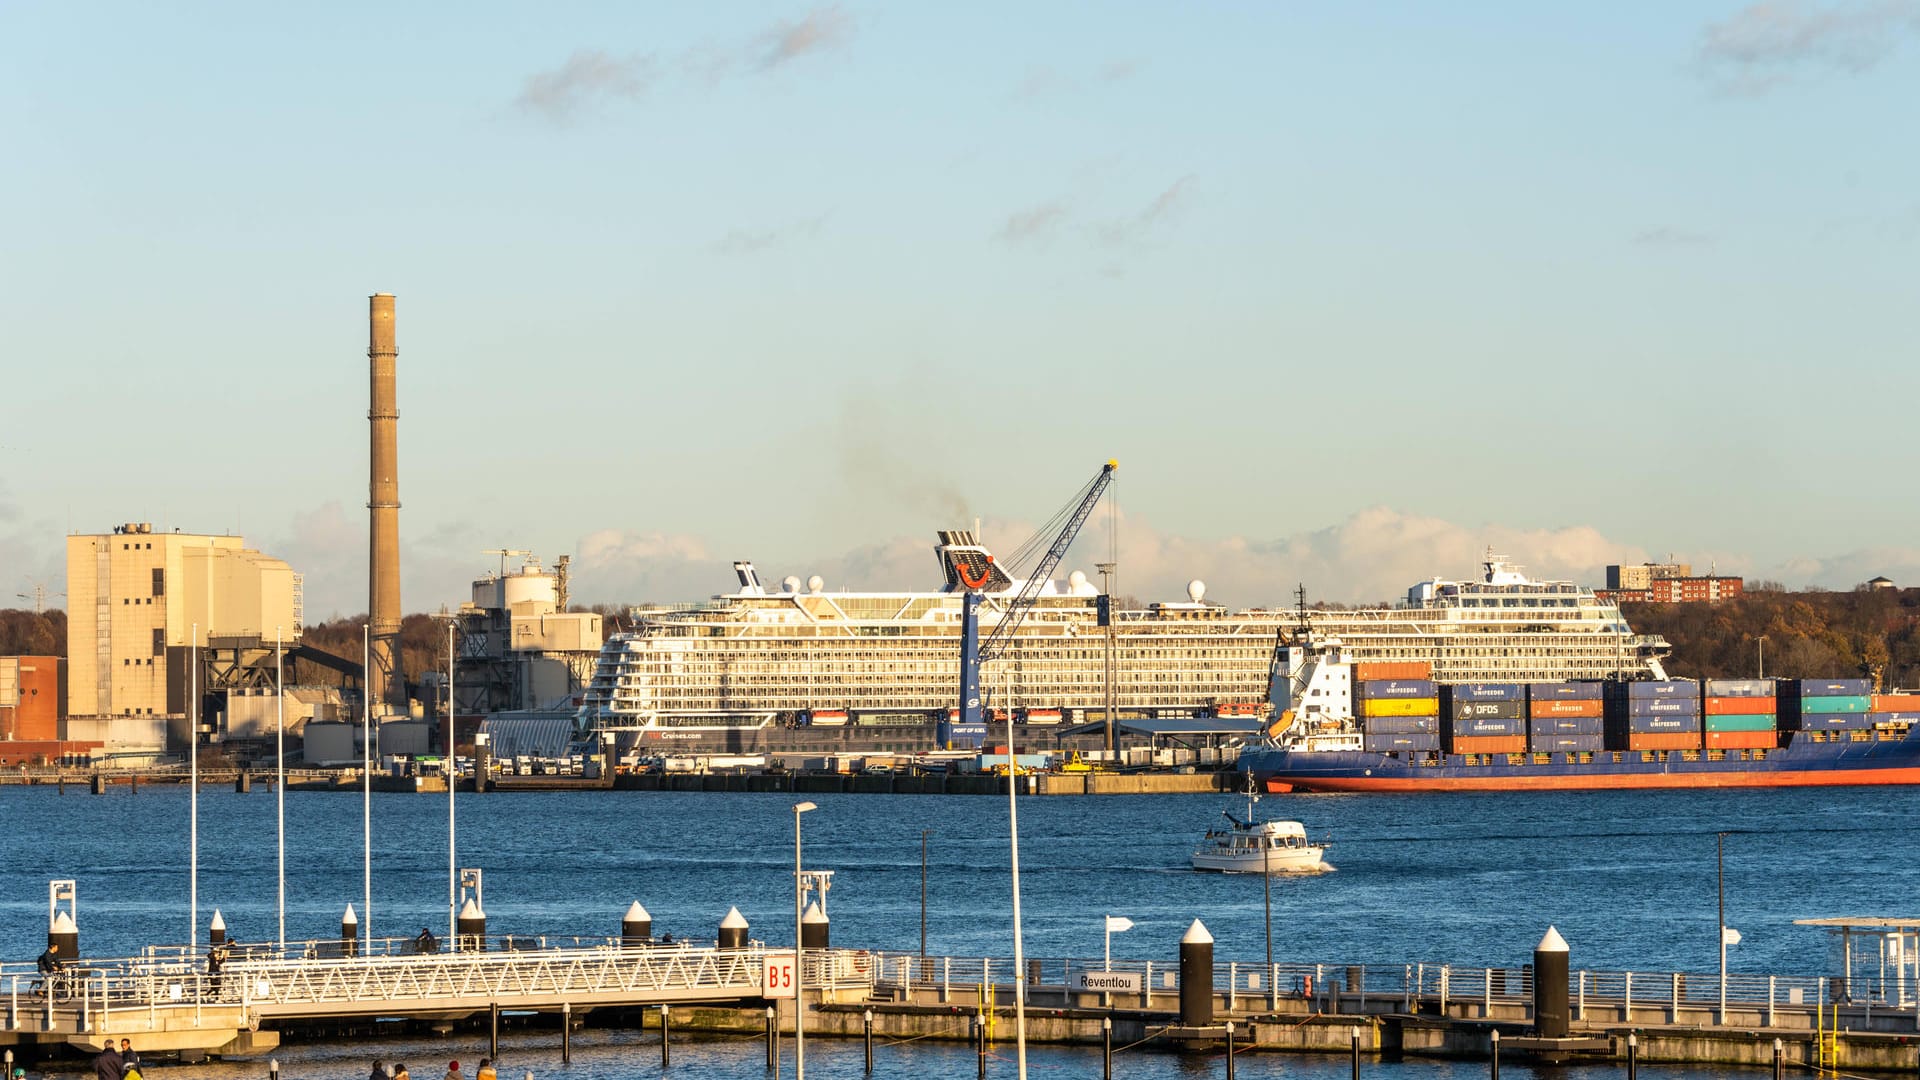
[
  {"left": 276, "top": 625, "right": 286, "bottom": 949},
  {"left": 190, "top": 622, "right": 198, "bottom": 952},
  {"left": 363, "top": 622, "right": 372, "bottom": 948}
]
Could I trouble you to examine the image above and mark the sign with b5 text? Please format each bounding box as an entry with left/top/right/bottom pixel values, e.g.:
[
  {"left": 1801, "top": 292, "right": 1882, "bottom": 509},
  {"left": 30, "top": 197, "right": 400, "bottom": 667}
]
[
  {"left": 763, "top": 951, "right": 796, "bottom": 999},
  {"left": 1073, "top": 970, "right": 1142, "bottom": 993}
]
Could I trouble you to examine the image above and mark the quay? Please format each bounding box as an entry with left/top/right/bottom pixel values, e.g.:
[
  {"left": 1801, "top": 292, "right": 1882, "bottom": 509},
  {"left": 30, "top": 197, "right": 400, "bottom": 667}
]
[{"left": 11, "top": 923, "right": 1920, "bottom": 1074}]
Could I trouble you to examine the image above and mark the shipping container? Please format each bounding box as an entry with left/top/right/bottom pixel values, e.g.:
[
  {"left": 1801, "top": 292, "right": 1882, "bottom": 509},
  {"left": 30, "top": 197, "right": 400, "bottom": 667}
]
[
  {"left": 1795, "top": 696, "right": 1870, "bottom": 715},
  {"left": 1617, "top": 732, "right": 1702, "bottom": 752},
  {"left": 1362, "top": 732, "right": 1440, "bottom": 753},
  {"left": 1705, "top": 730, "right": 1777, "bottom": 750},
  {"left": 1873, "top": 694, "right": 1920, "bottom": 712},
  {"left": 1527, "top": 681, "right": 1605, "bottom": 701},
  {"left": 1528, "top": 716, "right": 1605, "bottom": 736},
  {"left": 1782, "top": 712, "right": 1874, "bottom": 731},
  {"left": 1869, "top": 710, "right": 1920, "bottom": 723},
  {"left": 1358, "top": 697, "right": 1440, "bottom": 718},
  {"left": 1354, "top": 661, "right": 1432, "bottom": 681},
  {"left": 1448, "top": 699, "right": 1526, "bottom": 721},
  {"left": 1448, "top": 735, "right": 1527, "bottom": 754},
  {"left": 1608, "top": 714, "right": 1702, "bottom": 734},
  {"left": 1358, "top": 715, "right": 1438, "bottom": 735},
  {"left": 1703, "top": 714, "right": 1776, "bottom": 733},
  {"left": 1705, "top": 696, "right": 1777, "bottom": 715},
  {"left": 1705, "top": 679, "right": 1774, "bottom": 697},
  {"left": 1529, "top": 698, "right": 1604, "bottom": 719},
  {"left": 1354, "top": 679, "right": 1438, "bottom": 699},
  {"left": 1623, "top": 698, "right": 1701, "bottom": 717},
  {"left": 1613, "top": 680, "right": 1697, "bottom": 699},
  {"left": 1444, "top": 716, "right": 1527, "bottom": 738},
  {"left": 1779, "top": 679, "right": 1872, "bottom": 697},
  {"left": 1528, "top": 734, "right": 1605, "bottom": 753},
  {"left": 1444, "top": 683, "right": 1526, "bottom": 703}
]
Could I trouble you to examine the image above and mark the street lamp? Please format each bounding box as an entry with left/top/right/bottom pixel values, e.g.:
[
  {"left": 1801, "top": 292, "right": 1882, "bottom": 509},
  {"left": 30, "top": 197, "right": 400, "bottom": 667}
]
[
  {"left": 1758, "top": 635, "right": 1768, "bottom": 680},
  {"left": 793, "top": 801, "right": 818, "bottom": 1080}
]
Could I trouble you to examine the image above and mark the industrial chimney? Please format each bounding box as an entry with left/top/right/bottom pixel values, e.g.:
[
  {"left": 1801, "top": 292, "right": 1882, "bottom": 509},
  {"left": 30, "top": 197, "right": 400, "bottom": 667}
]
[{"left": 367, "top": 293, "right": 404, "bottom": 717}]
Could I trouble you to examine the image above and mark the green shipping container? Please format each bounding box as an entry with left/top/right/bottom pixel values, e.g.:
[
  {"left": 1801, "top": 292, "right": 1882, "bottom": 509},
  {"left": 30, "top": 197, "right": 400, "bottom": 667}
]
[
  {"left": 1705, "top": 714, "right": 1777, "bottom": 732},
  {"left": 1800, "top": 696, "right": 1870, "bottom": 714}
]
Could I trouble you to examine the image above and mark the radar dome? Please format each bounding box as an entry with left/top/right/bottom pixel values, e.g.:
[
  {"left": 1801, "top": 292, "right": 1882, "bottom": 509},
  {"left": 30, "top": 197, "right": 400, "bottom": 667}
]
[
  {"left": 1068, "top": 570, "right": 1088, "bottom": 589},
  {"left": 782, "top": 576, "right": 801, "bottom": 593},
  {"left": 807, "top": 575, "right": 825, "bottom": 594},
  {"left": 1187, "top": 580, "right": 1207, "bottom": 603}
]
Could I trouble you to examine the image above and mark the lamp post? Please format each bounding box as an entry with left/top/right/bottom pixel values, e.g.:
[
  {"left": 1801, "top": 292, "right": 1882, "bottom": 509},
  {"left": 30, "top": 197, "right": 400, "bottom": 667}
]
[
  {"left": 920, "top": 829, "right": 932, "bottom": 960},
  {"left": 190, "top": 621, "right": 199, "bottom": 952},
  {"left": 362, "top": 623, "right": 372, "bottom": 945},
  {"left": 446, "top": 620, "right": 457, "bottom": 950},
  {"left": 1758, "top": 636, "right": 1767, "bottom": 680},
  {"left": 276, "top": 625, "right": 286, "bottom": 950},
  {"left": 793, "top": 801, "right": 818, "bottom": 1080}
]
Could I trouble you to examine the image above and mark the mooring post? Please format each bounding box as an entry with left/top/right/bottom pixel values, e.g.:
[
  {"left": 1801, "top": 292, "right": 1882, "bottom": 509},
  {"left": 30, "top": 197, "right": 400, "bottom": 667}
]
[
  {"left": 1489, "top": 1028, "right": 1500, "bottom": 1080},
  {"left": 1534, "top": 927, "right": 1570, "bottom": 1038},
  {"left": 1103, "top": 1016, "right": 1112, "bottom": 1080},
  {"left": 1773, "top": 1037, "right": 1783, "bottom": 1080},
  {"left": 1352, "top": 1026, "right": 1362, "bottom": 1079},
  {"left": 561, "top": 1002, "right": 571, "bottom": 1064},
  {"left": 1627, "top": 1032, "right": 1638, "bottom": 1080},
  {"left": 864, "top": 1008, "right": 874, "bottom": 1073},
  {"left": 490, "top": 1003, "right": 499, "bottom": 1058},
  {"left": 767, "top": 1005, "right": 777, "bottom": 1069},
  {"left": 1180, "top": 920, "right": 1215, "bottom": 1026},
  {"left": 269, "top": 1059, "right": 279, "bottom": 1080},
  {"left": 976, "top": 1014, "right": 986, "bottom": 1080},
  {"left": 1225, "top": 1020, "right": 1236, "bottom": 1080},
  {"left": 660, "top": 1005, "right": 671, "bottom": 1067}
]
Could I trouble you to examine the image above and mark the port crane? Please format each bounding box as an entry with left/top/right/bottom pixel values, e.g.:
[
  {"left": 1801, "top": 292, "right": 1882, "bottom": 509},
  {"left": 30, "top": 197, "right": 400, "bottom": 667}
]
[{"left": 956, "top": 460, "right": 1117, "bottom": 728}]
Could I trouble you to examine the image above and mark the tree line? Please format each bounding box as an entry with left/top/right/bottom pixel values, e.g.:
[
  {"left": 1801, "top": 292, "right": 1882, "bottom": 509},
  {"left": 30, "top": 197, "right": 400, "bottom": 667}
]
[{"left": 1623, "top": 586, "right": 1920, "bottom": 689}]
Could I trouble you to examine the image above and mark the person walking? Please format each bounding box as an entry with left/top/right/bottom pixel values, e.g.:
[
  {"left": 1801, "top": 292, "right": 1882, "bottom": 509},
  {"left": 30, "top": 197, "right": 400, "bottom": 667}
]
[{"left": 91, "top": 1042, "right": 123, "bottom": 1080}]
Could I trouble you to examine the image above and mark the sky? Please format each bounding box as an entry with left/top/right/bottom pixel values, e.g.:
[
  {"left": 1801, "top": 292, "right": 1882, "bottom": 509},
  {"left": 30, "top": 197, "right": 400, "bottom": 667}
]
[{"left": 2, "top": 2, "right": 1916, "bottom": 620}]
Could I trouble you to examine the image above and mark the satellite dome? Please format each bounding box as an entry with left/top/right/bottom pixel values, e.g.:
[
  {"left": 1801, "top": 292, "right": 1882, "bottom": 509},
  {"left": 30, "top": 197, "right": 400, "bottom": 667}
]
[
  {"left": 782, "top": 576, "right": 801, "bottom": 593},
  {"left": 1068, "top": 570, "right": 1088, "bottom": 589},
  {"left": 1187, "top": 580, "right": 1207, "bottom": 603},
  {"left": 807, "top": 575, "right": 825, "bottom": 593}
]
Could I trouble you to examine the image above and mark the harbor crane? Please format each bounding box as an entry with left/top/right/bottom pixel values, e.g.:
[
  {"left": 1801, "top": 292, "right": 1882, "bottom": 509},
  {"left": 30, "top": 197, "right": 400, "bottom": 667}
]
[{"left": 956, "top": 460, "right": 1117, "bottom": 728}]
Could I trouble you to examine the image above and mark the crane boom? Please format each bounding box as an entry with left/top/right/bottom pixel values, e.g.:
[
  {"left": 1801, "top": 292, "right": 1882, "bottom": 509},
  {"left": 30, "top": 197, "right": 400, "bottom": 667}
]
[{"left": 956, "top": 461, "right": 1116, "bottom": 730}]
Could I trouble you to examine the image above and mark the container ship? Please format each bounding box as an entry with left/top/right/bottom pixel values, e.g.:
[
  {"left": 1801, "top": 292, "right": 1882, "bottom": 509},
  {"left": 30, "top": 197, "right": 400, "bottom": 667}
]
[
  {"left": 1238, "top": 637, "right": 1920, "bottom": 791},
  {"left": 576, "top": 533, "right": 1670, "bottom": 752}
]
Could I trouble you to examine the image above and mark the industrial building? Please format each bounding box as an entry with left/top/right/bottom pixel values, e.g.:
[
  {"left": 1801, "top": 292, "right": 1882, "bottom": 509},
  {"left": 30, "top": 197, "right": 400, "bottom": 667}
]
[
  {"left": 448, "top": 553, "right": 602, "bottom": 757},
  {"left": 64, "top": 522, "right": 302, "bottom": 749}
]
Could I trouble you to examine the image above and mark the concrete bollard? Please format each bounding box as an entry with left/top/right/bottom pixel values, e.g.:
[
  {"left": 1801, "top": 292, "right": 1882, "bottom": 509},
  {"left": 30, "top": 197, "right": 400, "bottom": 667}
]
[
  {"left": 1180, "top": 919, "right": 1214, "bottom": 1026},
  {"left": 235, "top": 772, "right": 251, "bottom": 794},
  {"left": 341, "top": 904, "right": 359, "bottom": 958},
  {"left": 1534, "top": 926, "right": 1570, "bottom": 1038},
  {"left": 802, "top": 901, "right": 829, "bottom": 950},
  {"left": 457, "top": 898, "right": 487, "bottom": 951},
  {"left": 210, "top": 910, "right": 227, "bottom": 948},
  {"left": 269, "top": 1058, "right": 279, "bottom": 1080},
  {"left": 1627, "top": 1032, "right": 1638, "bottom": 1080},
  {"left": 621, "top": 901, "right": 652, "bottom": 947},
  {"left": 718, "top": 906, "right": 749, "bottom": 949},
  {"left": 49, "top": 909, "right": 79, "bottom": 961}
]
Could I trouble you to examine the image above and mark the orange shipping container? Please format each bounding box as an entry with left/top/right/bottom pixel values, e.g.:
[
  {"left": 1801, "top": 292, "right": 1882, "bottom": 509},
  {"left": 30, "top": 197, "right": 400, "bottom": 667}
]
[
  {"left": 1625, "top": 732, "right": 1701, "bottom": 752},
  {"left": 1529, "top": 699, "right": 1603, "bottom": 719},
  {"left": 1706, "top": 696, "right": 1777, "bottom": 715},
  {"left": 1353, "top": 661, "right": 1432, "bottom": 681},
  {"left": 1706, "top": 730, "right": 1777, "bottom": 750},
  {"left": 1450, "top": 735, "right": 1526, "bottom": 754},
  {"left": 1873, "top": 694, "right": 1920, "bottom": 712}
]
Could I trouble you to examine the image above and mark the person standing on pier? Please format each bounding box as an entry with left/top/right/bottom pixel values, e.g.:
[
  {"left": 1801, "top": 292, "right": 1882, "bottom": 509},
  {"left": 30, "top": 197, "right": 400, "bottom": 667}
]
[
  {"left": 369, "top": 1061, "right": 389, "bottom": 1080},
  {"left": 118, "top": 1039, "right": 141, "bottom": 1080},
  {"left": 475, "top": 1059, "right": 495, "bottom": 1080},
  {"left": 205, "top": 940, "right": 230, "bottom": 998},
  {"left": 443, "top": 1060, "right": 462, "bottom": 1080},
  {"left": 91, "top": 1042, "right": 122, "bottom": 1080}
]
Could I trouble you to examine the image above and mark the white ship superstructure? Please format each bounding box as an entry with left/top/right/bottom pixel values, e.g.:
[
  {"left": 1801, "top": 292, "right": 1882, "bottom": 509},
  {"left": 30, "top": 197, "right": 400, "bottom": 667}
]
[{"left": 578, "top": 539, "right": 1668, "bottom": 733}]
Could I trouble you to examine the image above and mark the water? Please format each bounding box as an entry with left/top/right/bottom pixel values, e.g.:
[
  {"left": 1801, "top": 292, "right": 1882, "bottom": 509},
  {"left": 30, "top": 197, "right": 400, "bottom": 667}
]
[{"left": 4, "top": 782, "right": 1917, "bottom": 1077}]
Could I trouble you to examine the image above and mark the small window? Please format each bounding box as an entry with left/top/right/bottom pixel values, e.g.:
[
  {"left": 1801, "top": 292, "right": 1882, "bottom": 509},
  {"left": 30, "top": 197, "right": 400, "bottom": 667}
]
[
  {"left": 152, "top": 628, "right": 164, "bottom": 656},
  {"left": 152, "top": 568, "right": 165, "bottom": 596}
]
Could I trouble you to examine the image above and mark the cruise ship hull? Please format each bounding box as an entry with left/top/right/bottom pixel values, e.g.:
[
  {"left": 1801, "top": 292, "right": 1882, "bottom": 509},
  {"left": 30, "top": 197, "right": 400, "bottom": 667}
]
[{"left": 1241, "top": 733, "right": 1920, "bottom": 793}]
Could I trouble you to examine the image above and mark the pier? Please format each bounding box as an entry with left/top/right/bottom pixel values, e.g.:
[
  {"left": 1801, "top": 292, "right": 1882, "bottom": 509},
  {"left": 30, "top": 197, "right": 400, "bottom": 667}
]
[{"left": 11, "top": 932, "right": 1920, "bottom": 1073}]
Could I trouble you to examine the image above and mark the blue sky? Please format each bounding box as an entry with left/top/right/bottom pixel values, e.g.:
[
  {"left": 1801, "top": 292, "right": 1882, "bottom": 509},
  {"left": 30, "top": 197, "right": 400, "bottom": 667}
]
[{"left": 3, "top": 2, "right": 1916, "bottom": 618}]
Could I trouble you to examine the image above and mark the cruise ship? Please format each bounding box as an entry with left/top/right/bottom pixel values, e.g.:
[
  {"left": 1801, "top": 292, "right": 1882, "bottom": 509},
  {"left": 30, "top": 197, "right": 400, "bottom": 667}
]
[{"left": 575, "top": 535, "right": 1670, "bottom": 743}]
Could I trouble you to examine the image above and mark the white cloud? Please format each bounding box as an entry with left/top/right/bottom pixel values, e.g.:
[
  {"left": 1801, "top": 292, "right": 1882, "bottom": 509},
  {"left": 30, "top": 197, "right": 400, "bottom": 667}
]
[{"left": 1697, "top": 1, "right": 1920, "bottom": 94}]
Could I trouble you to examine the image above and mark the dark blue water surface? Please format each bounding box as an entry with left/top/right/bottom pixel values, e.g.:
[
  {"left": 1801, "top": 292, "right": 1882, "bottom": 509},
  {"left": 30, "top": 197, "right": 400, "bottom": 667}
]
[{"left": 3, "top": 783, "right": 1913, "bottom": 1077}]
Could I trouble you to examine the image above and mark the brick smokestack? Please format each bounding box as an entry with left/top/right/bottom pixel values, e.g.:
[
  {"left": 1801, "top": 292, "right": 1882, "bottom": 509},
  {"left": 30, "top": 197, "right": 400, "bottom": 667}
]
[{"left": 367, "top": 293, "right": 404, "bottom": 716}]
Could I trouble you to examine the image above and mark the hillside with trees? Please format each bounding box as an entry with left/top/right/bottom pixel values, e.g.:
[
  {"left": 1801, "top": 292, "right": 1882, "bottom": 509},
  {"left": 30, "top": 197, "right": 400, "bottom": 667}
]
[{"left": 1623, "top": 587, "right": 1920, "bottom": 689}]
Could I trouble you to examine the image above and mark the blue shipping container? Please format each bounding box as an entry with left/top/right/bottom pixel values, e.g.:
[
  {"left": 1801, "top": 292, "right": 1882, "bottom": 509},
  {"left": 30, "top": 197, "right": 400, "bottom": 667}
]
[
  {"left": 1354, "top": 679, "right": 1437, "bottom": 699},
  {"left": 1705, "top": 679, "right": 1773, "bottom": 697},
  {"left": 1363, "top": 732, "right": 1440, "bottom": 753},
  {"left": 1610, "top": 714, "right": 1702, "bottom": 734},
  {"left": 1872, "top": 710, "right": 1920, "bottom": 722},
  {"left": 1359, "top": 716, "right": 1438, "bottom": 735},
  {"left": 1528, "top": 682, "right": 1605, "bottom": 701},
  {"left": 1627, "top": 698, "right": 1701, "bottom": 717},
  {"left": 1528, "top": 734, "right": 1606, "bottom": 753},
  {"left": 1780, "top": 679, "right": 1872, "bottom": 697},
  {"left": 1445, "top": 684, "right": 1526, "bottom": 703},
  {"left": 1619, "top": 680, "right": 1697, "bottom": 699},
  {"left": 1449, "top": 699, "right": 1526, "bottom": 721},
  {"left": 1529, "top": 716, "right": 1605, "bottom": 736},
  {"left": 1444, "top": 716, "right": 1526, "bottom": 737}
]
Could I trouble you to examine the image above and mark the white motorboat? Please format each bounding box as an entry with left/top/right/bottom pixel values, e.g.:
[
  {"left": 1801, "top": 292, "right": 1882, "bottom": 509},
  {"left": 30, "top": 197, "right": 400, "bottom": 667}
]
[{"left": 1190, "top": 791, "right": 1328, "bottom": 873}]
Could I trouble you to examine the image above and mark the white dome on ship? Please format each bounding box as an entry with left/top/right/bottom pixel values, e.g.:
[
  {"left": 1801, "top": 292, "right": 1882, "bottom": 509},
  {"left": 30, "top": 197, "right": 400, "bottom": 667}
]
[
  {"left": 1188, "top": 580, "right": 1206, "bottom": 603},
  {"left": 782, "top": 576, "right": 801, "bottom": 593},
  {"left": 807, "top": 575, "right": 825, "bottom": 593}
]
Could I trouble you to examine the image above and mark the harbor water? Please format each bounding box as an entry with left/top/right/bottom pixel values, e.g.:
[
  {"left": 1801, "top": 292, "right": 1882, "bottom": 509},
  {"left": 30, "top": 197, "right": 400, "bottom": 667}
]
[{"left": 4, "top": 782, "right": 1918, "bottom": 1077}]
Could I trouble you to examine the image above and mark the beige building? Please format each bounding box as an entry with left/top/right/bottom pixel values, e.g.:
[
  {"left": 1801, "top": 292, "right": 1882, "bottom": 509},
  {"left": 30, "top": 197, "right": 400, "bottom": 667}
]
[{"left": 66, "top": 522, "right": 302, "bottom": 721}]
